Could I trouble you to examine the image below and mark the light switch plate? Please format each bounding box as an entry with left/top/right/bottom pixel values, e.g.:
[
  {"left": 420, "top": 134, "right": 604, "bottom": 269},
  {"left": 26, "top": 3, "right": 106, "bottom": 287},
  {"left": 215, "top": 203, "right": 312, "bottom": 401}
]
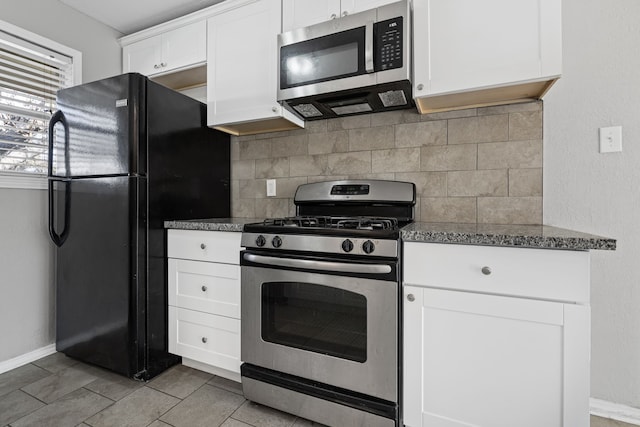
[
  {"left": 599, "top": 126, "right": 622, "bottom": 153},
  {"left": 266, "top": 179, "right": 276, "bottom": 197}
]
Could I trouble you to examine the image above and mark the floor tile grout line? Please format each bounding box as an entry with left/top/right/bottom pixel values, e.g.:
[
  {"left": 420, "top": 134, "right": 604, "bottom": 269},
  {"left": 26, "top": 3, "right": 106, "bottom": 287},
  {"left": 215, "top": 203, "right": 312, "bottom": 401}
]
[
  {"left": 78, "top": 386, "right": 117, "bottom": 404},
  {"left": 0, "top": 390, "right": 48, "bottom": 427},
  {"left": 18, "top": 385, "right": 49, "bottom": 406}
]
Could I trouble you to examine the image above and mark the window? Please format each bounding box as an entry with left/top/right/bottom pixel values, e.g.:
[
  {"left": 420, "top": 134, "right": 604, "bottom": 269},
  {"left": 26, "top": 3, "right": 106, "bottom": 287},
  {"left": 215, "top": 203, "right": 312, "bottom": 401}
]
[{"left": 0, "top": 19, "right": 81, "bottom": 189}]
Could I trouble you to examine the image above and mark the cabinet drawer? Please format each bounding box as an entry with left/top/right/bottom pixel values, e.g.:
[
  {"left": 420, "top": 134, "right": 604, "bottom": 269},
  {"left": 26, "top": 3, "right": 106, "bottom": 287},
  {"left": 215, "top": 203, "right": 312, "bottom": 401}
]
[
  {"left": 168, "top": 229, "right": 241, "bottom": 264},
  {"left": 168, "top": 258, "right": 240, "bottom": 318},
  {"left": 168, "top": 306, "right": 240, "bottom": 374},
  {"left": 403, "top": 242, "right": 590, "bottom": 303}
]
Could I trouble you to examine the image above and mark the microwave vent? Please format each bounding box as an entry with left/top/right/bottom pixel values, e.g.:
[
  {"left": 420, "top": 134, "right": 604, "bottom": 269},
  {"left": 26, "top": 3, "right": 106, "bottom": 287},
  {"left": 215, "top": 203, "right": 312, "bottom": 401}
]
[
  {"left": 331, "top": 103, "right": 373, "bottom": 116},
  {"left": 378, "top": 90, "right": 408, "bottom": 107},
  {"left": 292, "top": 103, "right": 323, "bottom": 118}
]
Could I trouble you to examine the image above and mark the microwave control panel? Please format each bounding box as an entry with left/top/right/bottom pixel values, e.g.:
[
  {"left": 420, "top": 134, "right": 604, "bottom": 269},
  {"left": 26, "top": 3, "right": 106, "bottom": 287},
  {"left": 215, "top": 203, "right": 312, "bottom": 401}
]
[{"left": 374, "top": 17, "right": 403, "bottom": 71}]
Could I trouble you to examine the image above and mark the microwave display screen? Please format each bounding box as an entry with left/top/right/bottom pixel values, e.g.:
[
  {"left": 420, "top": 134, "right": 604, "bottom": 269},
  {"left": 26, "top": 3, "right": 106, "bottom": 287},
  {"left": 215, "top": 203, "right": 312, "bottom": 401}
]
[{"left": 280, "top": 27, "right": 366, "bottom": 89}]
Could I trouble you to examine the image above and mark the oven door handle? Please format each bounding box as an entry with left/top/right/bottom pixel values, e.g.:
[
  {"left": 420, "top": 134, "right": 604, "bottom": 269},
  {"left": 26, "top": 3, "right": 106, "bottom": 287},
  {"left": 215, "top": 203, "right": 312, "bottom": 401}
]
[{"left": 243, "top": 253, "right": 392, "bottom": 275}]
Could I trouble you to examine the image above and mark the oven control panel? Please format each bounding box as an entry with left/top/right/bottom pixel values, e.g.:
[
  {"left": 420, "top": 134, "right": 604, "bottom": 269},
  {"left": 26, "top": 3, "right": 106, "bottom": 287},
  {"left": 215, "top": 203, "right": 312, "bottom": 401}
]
[{"left": 242, "top": 233, "right": 397, "bottom": 258}]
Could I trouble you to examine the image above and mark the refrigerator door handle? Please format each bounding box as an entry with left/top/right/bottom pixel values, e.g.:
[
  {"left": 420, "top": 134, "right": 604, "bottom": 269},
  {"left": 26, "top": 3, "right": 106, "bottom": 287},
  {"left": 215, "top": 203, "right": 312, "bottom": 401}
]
[
  {"left": 48, "top": 178, "right": 71, "bottom": 247},
  {"left": 48, "top": 110, "right": 69, "bottom": 178},
  {"left": 48, "top": 111, "right": 71, "bottom": 247}
]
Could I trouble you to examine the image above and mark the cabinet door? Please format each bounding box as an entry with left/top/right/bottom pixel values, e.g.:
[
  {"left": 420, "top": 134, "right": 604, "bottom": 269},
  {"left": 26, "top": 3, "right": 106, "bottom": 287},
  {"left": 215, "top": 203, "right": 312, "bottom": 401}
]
[
  {"left": 122, "top": 36, "right": 162, "bottom": 76},
  {"left": 340, "top": 0, "right": 398, "bottom": 16},
  {"left": 282, "top": 0, "right": 340, "bottom": 32},
  {"left": 413, "top": 0, "right": 562, "bottom": 96},
  {"left": 403, "top": 286, "right": 590, "bottom": 427},
  {"left": 207, "top": 0, "right": 283, "bottom": 126},
  {"left": 161, "top": 20, "right": 206, "bottom": 72}
]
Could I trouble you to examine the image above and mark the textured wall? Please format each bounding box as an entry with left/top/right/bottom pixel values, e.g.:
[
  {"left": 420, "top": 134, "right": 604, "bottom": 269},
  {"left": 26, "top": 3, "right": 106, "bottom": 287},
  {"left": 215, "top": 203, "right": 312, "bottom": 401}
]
[
  {"left": 231, "top": 101, "right": 543, "bottom": 224},
  {"left": 544, "top": 0, "right": 640, "bottom": 409}
]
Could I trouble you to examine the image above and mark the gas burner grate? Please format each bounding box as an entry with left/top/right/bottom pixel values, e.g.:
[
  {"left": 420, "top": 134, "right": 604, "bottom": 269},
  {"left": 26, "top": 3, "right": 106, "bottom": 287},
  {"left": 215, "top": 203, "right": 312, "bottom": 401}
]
[
  {"left": 333, "top": 216, "right": 398, "bottom": 231},
  {"left": 261, "top": 216, "right": 399, "bottom": 231},
  {"left": 262, "top": 216, "right": 332, "bottom": 228}
]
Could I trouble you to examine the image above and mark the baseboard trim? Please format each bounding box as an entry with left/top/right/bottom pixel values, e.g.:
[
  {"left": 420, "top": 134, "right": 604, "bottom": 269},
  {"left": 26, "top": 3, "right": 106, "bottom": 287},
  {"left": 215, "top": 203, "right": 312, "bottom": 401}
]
[
  {"left": 591, "top": 398, "right": 640, "bottom": 425},
  {"left": 0, "top": 344, "right": 57, "bottom": 374}
]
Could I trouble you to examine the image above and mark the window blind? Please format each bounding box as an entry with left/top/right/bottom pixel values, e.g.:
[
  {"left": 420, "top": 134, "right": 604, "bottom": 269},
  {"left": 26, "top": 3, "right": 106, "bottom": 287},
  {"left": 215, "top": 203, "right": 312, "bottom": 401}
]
[{"left": 0, "top": 29, "right": 74, "bottom": 175}]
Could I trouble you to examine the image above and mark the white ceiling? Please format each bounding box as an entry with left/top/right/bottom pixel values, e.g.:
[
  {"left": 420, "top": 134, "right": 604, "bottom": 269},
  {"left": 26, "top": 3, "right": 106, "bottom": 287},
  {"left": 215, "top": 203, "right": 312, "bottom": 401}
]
[{"left": 60, "top": 0, "right": 227, "bottom": 34}]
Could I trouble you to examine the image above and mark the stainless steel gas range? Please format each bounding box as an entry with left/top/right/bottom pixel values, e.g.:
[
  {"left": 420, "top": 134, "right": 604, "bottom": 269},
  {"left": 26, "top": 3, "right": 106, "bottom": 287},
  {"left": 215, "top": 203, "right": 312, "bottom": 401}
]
[{"left": 240, "top": 180, "right": 416, "bottom": 427}]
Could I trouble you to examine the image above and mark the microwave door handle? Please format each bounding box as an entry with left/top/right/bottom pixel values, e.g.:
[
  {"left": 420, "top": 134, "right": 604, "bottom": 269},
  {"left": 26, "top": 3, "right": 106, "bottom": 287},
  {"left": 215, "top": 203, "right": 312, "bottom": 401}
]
[
  {"left": 243, "top": 253, "right": 391, "bottom": 275},
  {"left": 365, "top": 21, "right": 374, "bottom": 73}
]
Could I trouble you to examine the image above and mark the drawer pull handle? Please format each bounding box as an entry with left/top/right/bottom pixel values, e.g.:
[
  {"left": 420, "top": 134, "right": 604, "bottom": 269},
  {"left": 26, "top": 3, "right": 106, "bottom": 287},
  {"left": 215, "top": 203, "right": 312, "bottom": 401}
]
[
  {"left": 200, "top": 243, "right": 206, "bottom": 250},
  {"left": 407, "top": 294, "right": 415, "bottom": 302},
  {"left": 481, "top": 266, "right": 492, "bottom": 275},
  {"left": 202, "top": 337, "right": 208, "bottom": 343},
  {"left": 201, "top": 285, "right": 207, "bottom": 292}
]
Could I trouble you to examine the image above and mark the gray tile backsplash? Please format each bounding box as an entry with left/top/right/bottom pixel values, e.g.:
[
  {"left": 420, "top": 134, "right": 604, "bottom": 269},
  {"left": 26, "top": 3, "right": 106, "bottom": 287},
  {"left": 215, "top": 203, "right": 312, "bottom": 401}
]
[{"left": 231, "top": 101, "right": 544, "bottom": 224}]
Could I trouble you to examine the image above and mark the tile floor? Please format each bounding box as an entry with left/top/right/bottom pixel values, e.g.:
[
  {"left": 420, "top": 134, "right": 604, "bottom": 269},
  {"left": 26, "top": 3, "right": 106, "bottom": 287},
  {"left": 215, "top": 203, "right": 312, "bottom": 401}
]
[
  {"left": 0, "top": 352, "right": 635, "bottom": 427},
  {"left": 0, "top": 352, "right": 324, "bottom": 427}
]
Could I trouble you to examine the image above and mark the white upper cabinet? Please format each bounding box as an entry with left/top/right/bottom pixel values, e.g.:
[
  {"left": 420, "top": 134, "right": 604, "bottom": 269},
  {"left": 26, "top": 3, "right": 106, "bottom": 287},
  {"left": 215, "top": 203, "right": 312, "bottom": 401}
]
[
  {"left": 122, "top": 20, "right": 206, "bottom": 77},
  {"left": 282, "top": 0, "right": 340, "bottom": 31},
  {"left": 282, "top": 0, "right": 398, "bottom": 32},
  {"left": 207, "top": 0, "right": 303, "bottom": 136},
  {"left": 413, "top": 0, "right": 562, "bottom": 113},
  {"left": 342, "top": 0, "right": 401, "bottom": 15}
]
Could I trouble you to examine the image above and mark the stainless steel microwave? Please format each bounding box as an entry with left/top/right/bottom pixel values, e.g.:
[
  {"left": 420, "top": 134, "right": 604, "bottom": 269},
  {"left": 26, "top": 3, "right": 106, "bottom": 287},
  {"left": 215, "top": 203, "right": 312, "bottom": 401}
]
[{"left": 277, "top": 0, "right": 412, "bottom": 120}]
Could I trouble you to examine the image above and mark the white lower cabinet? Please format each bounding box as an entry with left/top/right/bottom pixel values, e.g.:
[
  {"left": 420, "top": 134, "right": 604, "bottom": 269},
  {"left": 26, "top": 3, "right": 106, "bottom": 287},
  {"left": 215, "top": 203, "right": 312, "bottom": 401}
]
[
  {"left": 403, "top": 243, "right": 590, "bottom": 427},
  {"left": 167, "top": 229, "right": 242, "bottom": 381}
]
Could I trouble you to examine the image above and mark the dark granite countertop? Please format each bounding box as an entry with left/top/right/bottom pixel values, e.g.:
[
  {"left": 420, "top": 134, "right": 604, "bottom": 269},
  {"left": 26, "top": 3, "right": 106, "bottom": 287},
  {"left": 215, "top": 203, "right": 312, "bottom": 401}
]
[
  {"left": 164, "top": 218, "right": 616, "bottom": 251},
  {"left": 401, "top": 222, "right": 616, "bottom": 251},
  {"left": 164, "top": 218, "right": 262, "bottom": 232}
]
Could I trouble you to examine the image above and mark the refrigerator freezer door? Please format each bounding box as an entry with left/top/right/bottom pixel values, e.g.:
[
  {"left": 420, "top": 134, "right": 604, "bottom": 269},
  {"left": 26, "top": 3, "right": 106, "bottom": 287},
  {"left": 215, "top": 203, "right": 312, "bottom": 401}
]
[
  {"left": 54, "top": 176, "right": 146, "bottom": 378},
  {"left": 51, "top": 73, "right": 146, "bottom": 178}
]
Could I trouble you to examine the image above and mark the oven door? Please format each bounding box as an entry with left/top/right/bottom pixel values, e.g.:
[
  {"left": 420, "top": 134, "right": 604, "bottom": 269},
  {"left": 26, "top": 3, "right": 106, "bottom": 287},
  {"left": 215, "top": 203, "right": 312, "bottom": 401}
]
[{"left": 240, "top": 250, "right": 398, "bottom": 402}]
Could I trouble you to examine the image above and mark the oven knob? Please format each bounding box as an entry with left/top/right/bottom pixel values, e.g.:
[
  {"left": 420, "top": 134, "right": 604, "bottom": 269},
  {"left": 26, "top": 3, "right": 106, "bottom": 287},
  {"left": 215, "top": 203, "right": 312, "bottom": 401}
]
[
  {"left": 255, "top": 235, "right": 266, "bottom": 247},
  {"left": 272, "top": 236, "right": 282, "bottom": 248},
  {"left": 341, "top": 239, "right": 354, "bottom": 252},
  {"left": 362, "top": 240, "right": 375, "bottom": 254}
]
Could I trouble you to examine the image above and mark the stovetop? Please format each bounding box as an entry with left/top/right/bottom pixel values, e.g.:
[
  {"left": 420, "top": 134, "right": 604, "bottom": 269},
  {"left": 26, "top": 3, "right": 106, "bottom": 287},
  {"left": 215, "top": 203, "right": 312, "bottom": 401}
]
[
  {"left": 242, "top": 180, "right": 416, "bottom": 257},
  {"left": 242, "top": 215, "right": 410, "bottom": 257},
  {"left": 255, "top": 216, "right": 400, "bottom": 231}
]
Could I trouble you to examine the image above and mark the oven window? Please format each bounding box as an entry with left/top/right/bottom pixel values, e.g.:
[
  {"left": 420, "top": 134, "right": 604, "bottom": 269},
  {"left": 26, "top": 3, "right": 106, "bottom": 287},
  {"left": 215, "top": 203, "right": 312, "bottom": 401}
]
[
  {"left": 262, "top": 282, "right": 367, "bottom": 363},
  {"left": 280, "top": 27, "right": 365, "bottom": 89}
]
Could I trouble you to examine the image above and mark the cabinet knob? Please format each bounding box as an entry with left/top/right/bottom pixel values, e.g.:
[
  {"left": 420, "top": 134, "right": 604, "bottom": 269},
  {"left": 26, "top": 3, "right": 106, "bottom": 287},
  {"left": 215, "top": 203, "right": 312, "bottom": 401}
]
[
  {"left": 153, "top": 64, "right": 160, "bottom": 69},
  {"left": 201, "top": 337, "right": 208, "bottom": 343},
  {"left": 330, "top": 13, "right": 337, "bottom": 19},
  {"left": 342, "top": 10, "right": 349, "bottom": 16},
  {"left": 200, "top": 243, "right": 206, "bottom": 250},
  {"left": 417, "top": 83, "right": 424, "bottom": 91},
  {"left": 160, "top": 62, "right": 167, "bottom": 67},
  {"left": 407, "top": 293, "right": 415, "bottom": 302},
  {"left": 201, "top": 285, "right": 207, "bottom": 292},
  {"left": 271, "top": 106, "right": 278, "bottom": 113},
  {"left": 481, "top": 266, "right": 492, "bottom": 275}
]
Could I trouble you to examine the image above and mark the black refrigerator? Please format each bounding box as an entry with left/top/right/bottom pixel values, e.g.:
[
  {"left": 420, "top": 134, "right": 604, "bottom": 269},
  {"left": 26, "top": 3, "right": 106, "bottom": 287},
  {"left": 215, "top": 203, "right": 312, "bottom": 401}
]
[{"left": 47, "top": 73, "right": 230, "bottom": 380}]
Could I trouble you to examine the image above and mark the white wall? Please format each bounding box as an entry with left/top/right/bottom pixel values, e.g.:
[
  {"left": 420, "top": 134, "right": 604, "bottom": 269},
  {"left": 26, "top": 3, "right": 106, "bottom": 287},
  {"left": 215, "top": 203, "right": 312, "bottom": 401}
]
[
  {"left": 0, "top": 190, "right": 55, "bottom": 362},
  {"left": 0, "top": 1, "right": 121, "bottom": 364},
  {"left": 544, "top": 0, "right": 640, "bottom": 408},
  {"left": 2, "top": 0, "right": 123, "bottom": 83}
]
